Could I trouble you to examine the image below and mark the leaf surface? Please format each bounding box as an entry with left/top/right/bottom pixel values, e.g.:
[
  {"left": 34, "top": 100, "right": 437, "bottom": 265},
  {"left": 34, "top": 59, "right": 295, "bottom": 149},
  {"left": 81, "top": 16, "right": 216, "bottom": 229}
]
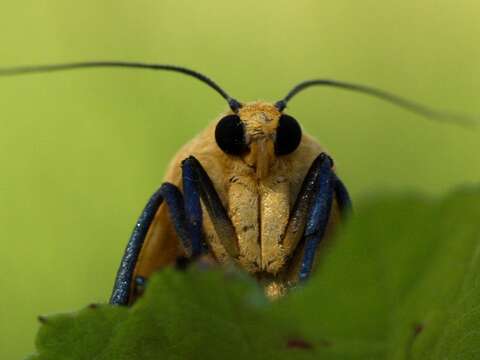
[{"left": 29, "top": 187, "right": 480, "bottom": 360}]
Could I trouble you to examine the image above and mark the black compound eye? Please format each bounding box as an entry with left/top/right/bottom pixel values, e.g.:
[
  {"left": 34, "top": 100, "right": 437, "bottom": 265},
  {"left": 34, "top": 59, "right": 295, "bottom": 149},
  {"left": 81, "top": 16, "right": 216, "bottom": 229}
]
[
  {"left": 275, "top": 114, "right": 302, "bottom": 155},
  {"left": 215, "top": 115, "right": 249, "bottom": 155}
]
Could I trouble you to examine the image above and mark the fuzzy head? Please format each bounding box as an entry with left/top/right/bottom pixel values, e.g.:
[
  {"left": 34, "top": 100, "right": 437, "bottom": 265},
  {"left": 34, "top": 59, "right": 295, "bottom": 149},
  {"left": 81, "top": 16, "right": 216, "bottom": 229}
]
[{"left": 215, "top": 101, "right": 302, "bottom": 179}]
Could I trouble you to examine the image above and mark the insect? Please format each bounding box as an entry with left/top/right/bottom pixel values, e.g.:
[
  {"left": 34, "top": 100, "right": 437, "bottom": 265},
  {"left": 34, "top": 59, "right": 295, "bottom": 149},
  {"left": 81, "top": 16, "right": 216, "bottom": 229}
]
[{"left": 0, "top": 61, "right": 473, "bottom": 305}]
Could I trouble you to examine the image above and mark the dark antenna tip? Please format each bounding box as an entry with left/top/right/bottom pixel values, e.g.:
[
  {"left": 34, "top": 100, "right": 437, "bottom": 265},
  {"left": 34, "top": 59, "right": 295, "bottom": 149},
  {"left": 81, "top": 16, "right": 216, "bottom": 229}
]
[
  {"left": 228, "top": 98, "right": 242, "bottom": 112},
  {"left": 276, "top": 79, "right": 478, "bottom": 127},
  {"left": 275, "top": 100, "right": 287, "bottom": 112}
]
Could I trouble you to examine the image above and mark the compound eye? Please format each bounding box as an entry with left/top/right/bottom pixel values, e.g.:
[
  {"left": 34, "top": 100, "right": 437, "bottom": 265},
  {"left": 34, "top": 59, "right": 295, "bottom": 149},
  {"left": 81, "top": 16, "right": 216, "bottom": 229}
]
[
  {"left": 275, "top": 114, "right": 302, "bottom": 155},
  {"left": 215, "top": 115, "right": 249, "bottom": 155}
]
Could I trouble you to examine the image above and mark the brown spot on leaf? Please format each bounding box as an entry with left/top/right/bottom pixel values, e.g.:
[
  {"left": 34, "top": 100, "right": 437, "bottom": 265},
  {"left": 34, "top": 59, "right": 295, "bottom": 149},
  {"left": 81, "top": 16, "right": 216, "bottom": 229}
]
[
  {"left": 413, "top": 323, "right": 424, "bottom": 336},
  {"left": 286, "top": 338, "right": 314, "bottom": 350},
  {"left": 406, "top": 322, "right": 425, "bottom": 358}
]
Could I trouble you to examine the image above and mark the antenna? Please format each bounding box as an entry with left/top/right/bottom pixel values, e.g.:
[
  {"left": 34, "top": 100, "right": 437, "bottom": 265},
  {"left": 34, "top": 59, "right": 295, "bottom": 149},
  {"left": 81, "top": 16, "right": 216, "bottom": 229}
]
[
  {"left": 0, "top": 61, "right": 242, "bottom": 112},
  {"left": 276, "top": 79, "right": 476, "bottom": 127}
]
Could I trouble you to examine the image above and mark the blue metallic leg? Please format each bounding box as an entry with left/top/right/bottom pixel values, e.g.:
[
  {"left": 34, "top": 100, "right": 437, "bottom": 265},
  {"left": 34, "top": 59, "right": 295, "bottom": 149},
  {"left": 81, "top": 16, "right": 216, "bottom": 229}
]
[
  {"left": 182, "top": 156, "right": 239, "bottom": 259},
  {"left": 281, "top": 154, "right": 329, "bottom": 258},
  {"left": 110, "top": 156, "right": 234, "bottom": 305},
  {"left": 110, "top": 187, "right": 164, "bottom": 305},
  {"left": 181, "top": 158, "right": 205, "bottom": 257},
  {"left": 298, "top": 154, "right": 335, "bottom": 281},
  {"left": 110, "top": 181, "right": 205, "bottom": 305},
  {"left": 158, "top": 183, "right": 196, "bottom": 256}
]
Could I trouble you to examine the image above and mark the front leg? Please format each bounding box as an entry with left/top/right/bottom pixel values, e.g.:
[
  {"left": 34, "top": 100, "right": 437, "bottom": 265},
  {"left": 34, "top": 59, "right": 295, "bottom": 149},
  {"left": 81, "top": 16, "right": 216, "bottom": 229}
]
[
  {"left": 110, "top": 182, "right": 205, "bottom": 305},
  {"left": 109, "top": 187, "right": 164, "bottom": 305},
  {"left": 110, "top": 156, "right": 239, "bottom": 305},
  {"left": 298, "top": 155, "right": 335, "bottom": 281},
  {"left": 182, "top": 156, "right": 239, "bottom": 260},
  {"left": 279, "top": 153, "right": 351, "bottom": 281}
]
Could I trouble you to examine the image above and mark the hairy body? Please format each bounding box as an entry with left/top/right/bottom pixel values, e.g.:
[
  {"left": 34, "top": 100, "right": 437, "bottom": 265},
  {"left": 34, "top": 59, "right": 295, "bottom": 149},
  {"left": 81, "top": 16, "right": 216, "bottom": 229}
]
[{"left": 133, "top": 101, "right": 341, "bottom": 297}]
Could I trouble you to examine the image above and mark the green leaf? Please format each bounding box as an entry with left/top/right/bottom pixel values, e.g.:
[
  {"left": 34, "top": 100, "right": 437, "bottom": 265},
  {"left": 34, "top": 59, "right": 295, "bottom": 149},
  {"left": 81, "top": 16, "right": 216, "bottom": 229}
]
[{"left": 28, "top": 187, "right": 480, "bottom": 360}]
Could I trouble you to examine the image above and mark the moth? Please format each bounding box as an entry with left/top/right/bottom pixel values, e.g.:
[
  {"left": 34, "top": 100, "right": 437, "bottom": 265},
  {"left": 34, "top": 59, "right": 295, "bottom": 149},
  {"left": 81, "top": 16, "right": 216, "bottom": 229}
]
[{"left": 1, "top": 61, "right": 471, "bottom": 305}]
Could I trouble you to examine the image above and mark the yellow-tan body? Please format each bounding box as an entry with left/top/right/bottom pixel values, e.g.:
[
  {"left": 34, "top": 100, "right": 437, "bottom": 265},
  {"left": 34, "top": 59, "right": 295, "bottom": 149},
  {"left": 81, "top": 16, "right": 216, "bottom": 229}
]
[{"left": 133, "top": 101, "right": 341, "bottom": 298}]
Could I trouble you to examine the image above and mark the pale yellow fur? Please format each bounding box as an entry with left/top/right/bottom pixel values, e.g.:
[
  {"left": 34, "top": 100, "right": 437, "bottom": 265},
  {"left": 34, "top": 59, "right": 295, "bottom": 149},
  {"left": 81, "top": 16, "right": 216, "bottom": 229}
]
[{"left": 133, "top": 101, "right": 341, "bottom": 300}]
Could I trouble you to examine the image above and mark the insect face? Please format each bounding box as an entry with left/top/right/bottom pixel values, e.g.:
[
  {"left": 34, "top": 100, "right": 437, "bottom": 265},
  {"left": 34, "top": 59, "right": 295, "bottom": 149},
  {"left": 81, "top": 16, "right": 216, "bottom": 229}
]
[
  {"left": 183, "top": 101, "right": 331, "bottom": 283},
  {"left": 215, "top": 102, "right": 302, "bottom": 179}
]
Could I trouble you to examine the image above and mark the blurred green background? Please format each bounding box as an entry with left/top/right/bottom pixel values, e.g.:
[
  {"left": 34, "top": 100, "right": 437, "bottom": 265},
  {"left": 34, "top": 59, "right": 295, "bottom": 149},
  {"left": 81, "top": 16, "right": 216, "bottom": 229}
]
[{"left": 0, "top": 1, "right": 478, "bottom": 358}]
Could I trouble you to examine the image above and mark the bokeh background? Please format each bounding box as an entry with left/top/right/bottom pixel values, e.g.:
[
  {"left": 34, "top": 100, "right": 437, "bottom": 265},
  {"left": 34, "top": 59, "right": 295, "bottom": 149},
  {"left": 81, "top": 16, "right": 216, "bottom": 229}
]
[{"left": 0, "top": 1, "right": 479, "bottom": 358}]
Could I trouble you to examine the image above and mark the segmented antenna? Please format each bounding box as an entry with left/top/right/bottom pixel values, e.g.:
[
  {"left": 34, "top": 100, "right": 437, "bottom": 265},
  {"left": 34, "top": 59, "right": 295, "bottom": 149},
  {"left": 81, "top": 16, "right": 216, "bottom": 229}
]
[
  {"left": 276, "top": 79, "right": 476, "bottom": 126},
  {"left": 0, "top": 61, "right": 242, "bottom": 112}
]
